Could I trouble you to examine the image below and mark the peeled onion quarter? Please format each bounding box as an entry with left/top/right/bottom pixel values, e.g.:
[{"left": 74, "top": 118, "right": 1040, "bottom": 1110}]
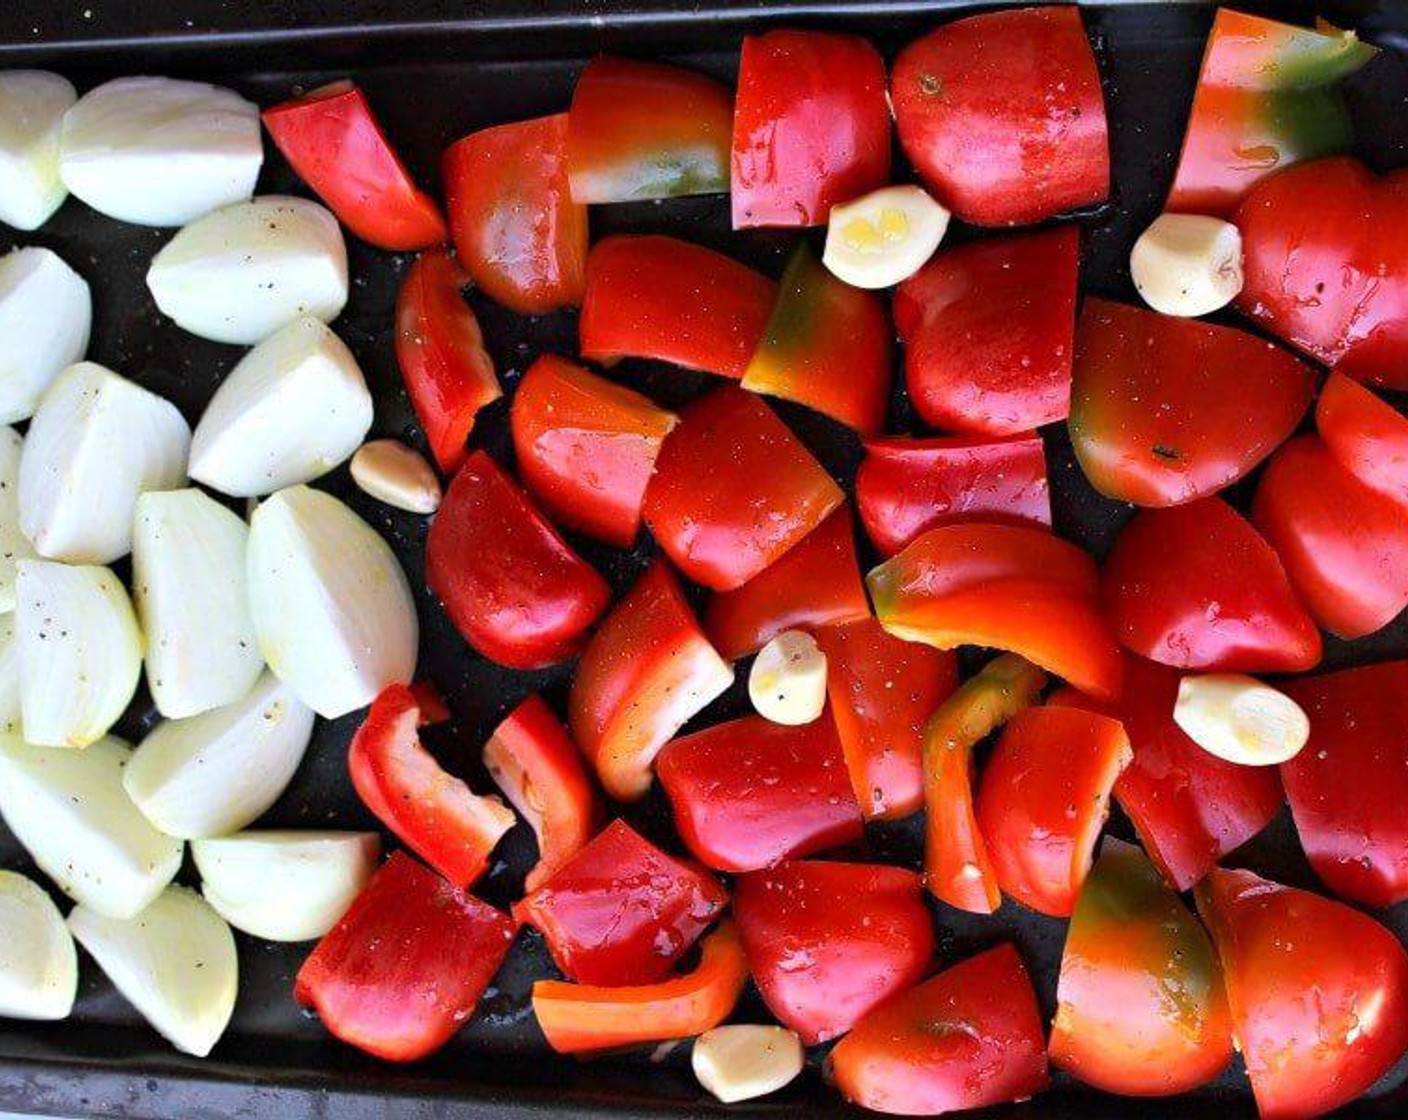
[
  {"left": 0, "top": 615, "right": 20, "bottom": 734},
  {"left": 189, "top": 317, "right": 373, "bottom": 497},
  {"left": 0, "top": 735, "right": 182, "bottom": 919},
  {"left": 0, "top": 870, "right": 77, "bottom": 1021},
  {"left": 132, "top": 489, "right": 263, "bottom": 719},
  {"left": 0, "top": 71, "right": 75, "bottom": 232},
  {"left": 247, "top": 485, "right": 418, "bottom": 718},
  {"left": 192, "top": 830, "right": 380, "bottom": 942},
  {"left": 123, "top": 671, "right": 314, "bottom": 840},
  {"left": 59, "top": 76, "right": 261, "bottom": 227},
  {"left": 146, "top": 196, "right": 349, "bottom": 345},
  {"left": 19, "top": 361, "right": 190, "bottom": 564},
  {"left": 0, "top": 426, "right": 38, "bottom": 611},
  {"left": 0, "top": 246, "right": 91, "bottom": 424},
  {"left": 68, "top": 885, "right": 237, "bottom": 1057},
  {"left": 16, "top": 559, "right": 144, "bottom": 750}
]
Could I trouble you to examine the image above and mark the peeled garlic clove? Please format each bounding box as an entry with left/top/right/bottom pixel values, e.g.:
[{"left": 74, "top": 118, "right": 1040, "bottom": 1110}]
[
  {"left": 0, "top": 615, "right": 20, "bottom": 734},
  {"left": 132, "top": 489, "right": 262, "bottom": 718},
  {"left": 59, "top": 76, "right": 261, "bottom": 227},
  {"left": 693, "top": 1025, "right": 805, "bottom": 1104},
  {"left": 0, "top": 426, "right": 37, "bottom": 611},
  {"left": 1173, "top": 673, "right": 1310, "bottom": 766},
  {"left": 188, "top": 317, "right": 372, "bottom": 498},
  {"left": 16, "top": 559, "right": 144, "bottom": 749},
  {"left": 123, "top": 671, "right": 314, "bottom": 839},
  {"left": 247, "top": 485, "right": 418, "bottom": 718},
  {"left": 0, "top": 71, "right": 75, "bottom": 231},
  {"left": 0, "top": 735, "right": 182, "bottom": 918},
  {"left": 0, "top": 870, "right": 77, "bottom": 1020},
  {"left": 350, "top": 439, "right": 442, "bottom": 514},
  {"left": 147, "top": 196, "right": 348, "bottom": 345},
  {"left": 1130, "top": 213, "right": 1243, "bottom": 318},
  {"left": 192, "top": 829, "right": 380, "bottom": 942},
  {"left": 0, "top": 247, "right": 91, "bottom": 424},
  {"left": 822, "top": 185, "right": 950, "bottom": 290},
  {"left": 748, "top": 630, "right": 827, "bottom": 726},
  {"left": 68, "top": 885, "right": 237, "bottom": 1057},
  {"left": 19, "top": 362, "right": 189, "bottom": 564}
]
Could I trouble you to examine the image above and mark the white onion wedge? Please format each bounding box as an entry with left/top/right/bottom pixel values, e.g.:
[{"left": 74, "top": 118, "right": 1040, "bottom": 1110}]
[
  {"left": 59, "top": 76, "right": 261, "bottom": 227},
  {"left": 146, "top": 196, "right": 348, "bottom": 345},
  {"left": 0, "top": 870, "right": 77, "bottom": 1020},
  {"left": 192, "top": 830, "right": 380, "bottom": 942},
  {"left": 16, "top": 560, "right": 144, "bottom": 749},
  {"left": 19, "top": 362, "right": 190, "bottom": 564},
  {"left": 0, "top": 426, "right": 37, "bottom": 611},
  {"left": 0, "top": 71, "right": 75, "bottom": 232},
  {"left": 0, "top": 735, "right": 182, "bottom": 918},
  {"left": 68, "top": 885, "right": 237, "bottom": 1057},
  {"left": 247, "top": 486, "right": 417, "bottom": 718},
  {"left": 0, "top": 247, "right": 91, "bottom": 424},
  {"left": 188, "top": 317, "right": 372, "bottom": 497},
  {"left": 0, "top": 615, "right": 20, "bottom": 734},
  {"left": 123, "top": 671, "right": 314, "bottom": 839},
  {"left": 132, "top": 489, "right": 262, "bottom": 718}
]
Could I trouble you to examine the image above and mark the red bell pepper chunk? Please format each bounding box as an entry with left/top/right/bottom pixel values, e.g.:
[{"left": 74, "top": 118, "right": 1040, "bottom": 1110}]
[
  {"left": 425, "top": 451, "right": 611, "bottom": 669},
  {"left": 1236, "top": 157, "right": 1408, "bottom": 390},
  {"left": 1195, "top": 867, "right": 1408, "bottom": 1120},
  {"left": 1053, "top": 655, "right": 1283, "bottom": 893},
  {"left": 1102, "top": 498, "right": 1322, "bottom": 673},
  {"left": 1253, "top": 434, "right": 1408, "bottom": 640},
  {"left": 393, "top": 248, "right": 500, "bottom": 475},
  {"left": 867, "top": 522, "right": 1124, "bottom": 702},
  {"left": 348, "top": 685, "right": 515, "bottom": 889},
  {"left": 294, "top": 852, "right": 516, "bottom": 1062},
  {"left": 509, "top": 354, "right": 678, "bottom": 549},
  {"left": 643, "top": 385, "right": 845, "bottom": 591},
  {"left": 565, "top": 56, "right": 731, "bottom": 203},
  {"left": 1281, "top": 662, "right": 1408, "bottom": 908},
  {"left": 1317, "top": 372, "right": 1408, "bottom": 509},
  {"left": 894, "top": 226, "right": 1079, "bottom": 436},
  {"left": 1167, "top": 11, "right": 1377, "bottom": 217},
  {"left": 813, "top": 617, "right": 959, "bottom": 822},
  {"left": 483, "top": 694, "right": 600, "bottom": 893},
  {"left": 532, "top": 920, "right": 747, "bottom": 1055},
  {"left": 657, "top": 713, "right": 863, "bottom": 873},
  {"left": 568, "top": 561, "right": 732, "bottom": 802},
  {"left": 703, "top": 505, "right": 869, "bottom": 661},
  {"left": 262, "top": 80, "right": 446, "bottom": 251},
  {"left": 856, "top": 433, "right": 1051, "bottom": 558},
  {"left": 1071, "top": 298, "right": 1314, "bottom": 507},
  {"left": 578, "top": 235, "right": 777, "bottom": 379},
  {"left": 441, "top": 113, "right": 587, "bottom": 315},
  {"left": 891, "top": 7, "right": 1109, "bottom": 226},
  {"left": 1050, "top": 839, "right": 1232, "bottom": 1097},
  {"left": 922, "top": 655, "right": 1048, "bottom": 915},
  {"left": 731, "top": 29, "right": 889, "bottom": 229},
  {"left": 409, "top": 679, "right": 451, "bottom": 726},
  {"left": 829, "top": 944, "right": 1049, "bottom": 1116},
  {"left": 740, "top": 242, "right": 891, "bottom": 435},
  {"left": 975, "top": 705, "right": 1132, "bottom": 917},
  {"left": 512, "top": 819, "right": 727, "bottom": 987},
  {"left": 734, "top": 860, "right": 934, "bottom": 1045}
]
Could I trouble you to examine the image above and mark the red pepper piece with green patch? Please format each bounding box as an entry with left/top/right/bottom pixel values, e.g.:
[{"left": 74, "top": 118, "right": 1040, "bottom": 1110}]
[
  {"left": 1167, "top": 10, "right": 1377, "bottom": 217},
  {"left": 1317, "top": 372, "right": 1408, "bottom": 508},
  {"left": 513, "top": 819, "right": 727, "bottom": 987},
  {"left": 741, "top": 242, "right": 891, "bottom": 435},
  {"left": 441, "top": 113, "right": 587, "bottom": 315},
  {"left": 895, "top": 227, "right": 1079, "bottom": 436},
  {"left": 295, "top": 852, "right": 516, "bottom": 1062},
  {"left": 1070, "top": 298, "right": 1313, "bottom": 507},
  {"left": 1195, "top": 867, "right": 1408, "bottom": 1120},
  {"left": 829, "top": 944, "right": 1049, "bottom": 1116},
  {"left": 731, "top": 29, "right": 889, "bottom": 229},
  {"left": 510, "top": 354, "right": 678, "bottom": 549},
  {"left": 891, "top": 6, "right": 1109, "bottom": 226},
  {"left": 856, "top": 433, "right": 1050, "bottom": 557},
  {"left": 565, "top": 56, "right": 732, "bottom": 204},
  {"left": 568, "top": 560, "right": 733, "bottom": 802}
]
